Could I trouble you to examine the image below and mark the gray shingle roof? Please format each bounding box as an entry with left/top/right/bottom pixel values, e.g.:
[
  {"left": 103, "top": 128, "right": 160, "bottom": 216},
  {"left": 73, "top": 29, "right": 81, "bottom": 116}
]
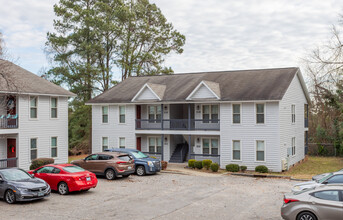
[
  {"left": 88, "top": 67, "right": 304, "bottom": 104},
  {"left": 0, "top": 60, "right": 75, "bottom": 96}
]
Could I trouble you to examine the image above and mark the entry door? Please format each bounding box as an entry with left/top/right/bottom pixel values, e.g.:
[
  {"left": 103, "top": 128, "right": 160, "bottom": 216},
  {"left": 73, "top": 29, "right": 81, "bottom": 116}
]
[
  {"left": 136, "top": 105, "right": 141, "bottom": 129},
  {"left": 7, "top": 139, "right": 16, "bottom": 167},
  {"left": 136, "top": 137, "right": 142, "bottom": 151}
]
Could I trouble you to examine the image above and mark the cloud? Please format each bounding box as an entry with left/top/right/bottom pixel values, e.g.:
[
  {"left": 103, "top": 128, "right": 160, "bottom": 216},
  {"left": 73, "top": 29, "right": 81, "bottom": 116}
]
[{"left": 0, "top": 0, "right": 342, "bottom": 77}]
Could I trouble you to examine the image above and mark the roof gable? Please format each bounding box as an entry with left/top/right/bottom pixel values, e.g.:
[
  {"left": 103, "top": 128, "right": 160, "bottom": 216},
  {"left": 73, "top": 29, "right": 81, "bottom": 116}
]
[
  {"left": 132, "top": 83, "right": 166, "bottom": 102},
  {"left": 186, "top": 80, "right": 220, "bottom": 100}
]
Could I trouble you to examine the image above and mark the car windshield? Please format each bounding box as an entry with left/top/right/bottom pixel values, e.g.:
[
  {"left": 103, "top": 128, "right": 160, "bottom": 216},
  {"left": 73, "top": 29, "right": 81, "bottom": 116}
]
[
  {"left": 0, "top": 169, "right": 32, "bottom": 181},
  {"left": 131, "top": 151, "right": 148, "bottom": 159},
  {"left": 63, "top": 166, "right": 86, "bottom": 173},
  {"left": 317, "top": 173, "right": 334, "bottom": 183}
]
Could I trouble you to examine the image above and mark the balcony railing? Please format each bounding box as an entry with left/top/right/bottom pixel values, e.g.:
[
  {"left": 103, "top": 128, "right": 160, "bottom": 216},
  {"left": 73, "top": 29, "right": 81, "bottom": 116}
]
[
  {"left": 0, "top": 158, "right": 18, "bottom": 168},
  {"left": 0, "top": 116, "right": 18, "bottom": 129},
  {"left": 136, "top": 119, "right": 220, "bottom": 131}
]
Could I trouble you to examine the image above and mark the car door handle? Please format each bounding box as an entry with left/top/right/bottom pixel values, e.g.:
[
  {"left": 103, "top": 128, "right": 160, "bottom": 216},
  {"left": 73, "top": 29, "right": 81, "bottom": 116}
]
[{"left": 311, "top": 201, "right": 316, "bottom": 205}]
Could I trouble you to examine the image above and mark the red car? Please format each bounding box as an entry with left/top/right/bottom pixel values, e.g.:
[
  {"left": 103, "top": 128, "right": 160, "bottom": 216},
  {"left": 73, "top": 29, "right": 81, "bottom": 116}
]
[{"left": 28, "top": 164, "right": 97, "bottom": 195}]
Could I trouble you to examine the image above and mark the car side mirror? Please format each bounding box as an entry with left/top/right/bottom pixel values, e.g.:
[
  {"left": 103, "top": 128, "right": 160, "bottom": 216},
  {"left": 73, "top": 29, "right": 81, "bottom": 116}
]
[{"left": 322, "top": 181, "right": 328, "bottom": 184}]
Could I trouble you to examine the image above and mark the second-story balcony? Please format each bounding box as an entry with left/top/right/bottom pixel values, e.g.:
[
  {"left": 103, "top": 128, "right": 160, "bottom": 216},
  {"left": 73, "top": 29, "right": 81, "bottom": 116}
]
[
  {"left": 136, "top": 119, "right": 220, "bottom": 131},
  {"left": 0, "top": 115, "right": 18, "bottom": 129}
]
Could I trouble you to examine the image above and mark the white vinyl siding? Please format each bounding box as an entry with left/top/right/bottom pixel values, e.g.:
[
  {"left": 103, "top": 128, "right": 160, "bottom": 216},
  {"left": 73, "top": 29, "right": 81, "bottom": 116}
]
[
  {"left": 51, "top": 98, "right": 58, "bottom": 118},
  {"left": 119, "top": 137, "right": 125, "bottom": 148},
  {"left": 51, "top": 137, "right": 57, "bottom": 158},
  {"left": 102, "top": 137, "right": 108, "bottom": 151},
  {"left": 102, "top": 106, "right": 108, "bottom": 123},
  {"left": 119, "top": 106, "right": 125, "bottom": 123},
  {"left": 30, "top": 138, "right": 37, "bottom": 160},
  {"left": 30, "top": 96, "right": 38, "bottom": 119}
]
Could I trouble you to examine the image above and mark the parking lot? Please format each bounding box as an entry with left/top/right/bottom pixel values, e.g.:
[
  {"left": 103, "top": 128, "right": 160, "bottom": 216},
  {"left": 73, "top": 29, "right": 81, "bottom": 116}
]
[{"left": 0, "top": 172, "right": 295, "bottom": 220}]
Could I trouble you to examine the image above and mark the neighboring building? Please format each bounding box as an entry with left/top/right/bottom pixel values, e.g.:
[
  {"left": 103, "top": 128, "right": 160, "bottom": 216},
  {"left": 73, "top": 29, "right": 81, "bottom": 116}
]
[
  {"left": 0, "top": 60, "right": 75, "bottom": 170},
  {"left": 87, "top": 67, "right": 310, "bottom": 172}
]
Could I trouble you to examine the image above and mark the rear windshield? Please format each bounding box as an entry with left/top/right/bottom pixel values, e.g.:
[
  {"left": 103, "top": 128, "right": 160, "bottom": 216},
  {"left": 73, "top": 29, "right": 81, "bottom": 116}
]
[
  {"left": 131, "top": 151, "right": 148, "bottom": 159},
  {"left": 63, "top": 166, "right": 86, "bottom": 173},
  {"left": 118, "top": 155, "right": 131, "bottom": 162}
]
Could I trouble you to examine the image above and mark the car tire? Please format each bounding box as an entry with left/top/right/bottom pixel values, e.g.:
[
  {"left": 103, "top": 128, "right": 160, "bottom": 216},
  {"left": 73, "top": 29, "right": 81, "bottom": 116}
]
[
  {"left": 297, "top": 211, "right": 317, "bottom": 220},
  {"left": 105, "top": 169, "right": 116, "bottom": 180},
  {"left": 58, "top": 182, "right": 69, "bottom": 195},
  {"left": 5, "top": 190, "right": 16, "bottom": 204},
  {"left": 136, "top": 165, "right": 146, "bottom": 176}
]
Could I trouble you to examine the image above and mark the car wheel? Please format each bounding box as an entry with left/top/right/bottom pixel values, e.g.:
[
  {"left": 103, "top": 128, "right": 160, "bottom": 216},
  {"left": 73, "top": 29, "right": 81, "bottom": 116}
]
[
  {"left": 5, "top": 190, "right": 16, "bottom": 204},
  {"left": 297, "top": 211, "right": 317, "bottom": 220},
  {"left": 136, "top": 166, "right": 146, "bottom": 176},
  {"left": 58, "top": 182, "right": 69, "bottom": 195},
  {"left": 105, "top": 169, "right": 116, "bottom": 180}
]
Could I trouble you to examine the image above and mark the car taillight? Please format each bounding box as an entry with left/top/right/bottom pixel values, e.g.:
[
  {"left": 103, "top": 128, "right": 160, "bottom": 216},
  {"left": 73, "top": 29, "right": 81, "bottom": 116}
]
[
  {"left": 284, "top": 198, "right": 299, "bottom": 204},
  {"left": 116, "top": 161, "right": 127, "bottom": 164},
  {"left": 73, "top": 176, "right": 82, "bottom": 181}
]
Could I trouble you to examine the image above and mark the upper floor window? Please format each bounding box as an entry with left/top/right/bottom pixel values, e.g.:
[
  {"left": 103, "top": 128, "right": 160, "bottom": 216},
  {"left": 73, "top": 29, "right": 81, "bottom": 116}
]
[
  {"left": 256, "top": 104, "right": 265, "bottom": 124},
  {"left": 232, "top": 104, "right": 241, "bottom": 124},
  {"left": 102, "top": 137, "right": 108, "bottom": 151},
  {"left": 119, "top": 106, "right": 126, "bottom": 123},
  {"left": 51, "top": 137, "right": 57, "bottom": 158},
  {"left": 102, "top": 106, "right": 108, "bottom": 123},
  {"left": 30, "top": 96, "right": 38, "bottom": 119},
  {"left": 202, "top": 138, "right": 219, "bottom": 155},
  {"left": 256, "top": 140, "right": 265, "bottom": 161},
  {"left": 292, "top": 137, "right": 296, "bottom": 156},
  {"left": 148, "top": 105, "right": 161, "bottom": 123},
  {"left": 291, "top": 105, "right": 295, "bottom": 123},
  {"left": 30, "top": 138, "right": 37, "bottom": 160},
  {"left": 202, "top": 105, "right": 219, "bottom": 123},
  {"left": 51, "top": 98, "right": 58, "bottom": 118},
  {"left": 149, "top": 137, "right": 162, "bottom": 153},
  {"left": 119, "top": 137, "right": 125, "bottom": 148}
]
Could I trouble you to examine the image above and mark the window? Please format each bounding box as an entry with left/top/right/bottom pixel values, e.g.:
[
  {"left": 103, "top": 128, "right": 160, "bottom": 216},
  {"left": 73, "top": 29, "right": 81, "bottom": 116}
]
[
  {"left": 36, "top": 166, "right": 54, "bottom": 174},
  {"left": 148, "top": 105, "right": 161, "bottom": 123},
  {"left": 313, "top": 190, "right": 340, "bottom": 201},
  {"left": 291, "top": 105, "right": 295, "bottom": 123},
  {"left": 326, "top": 175, "right": 343, "bottom": 184},
  {"left": 102, "top": 106, "right": 108, "bottom": 123},
  {"left": 85, "top": 154, "right": 98, "bottom": 160},
  {"left": 256, "top": 140, "right": 265, "bottom": 161},
  {"left": 292, "top": 137, "right": 296, "bottom": 156},
  {"left": 119, "top": 106, "right": 125, "bottom": 123},
  {"left": 232, "top": 140, "right": 241, "bottom": 160},
  {"left": 30, "top": 96, "right": 37, "bottom": 119},
  {"left": 51, "top": 137, "right": 57, "bottom": 158},
  {"left": 119, "top": 137, "right": 125, "bottom": 149},
  {"left": 30, "top": 138, "right": 37, "bottom": 160},
  {"left": 102, "top": 137, "right": 108, "bottom": 151},
  {"left": 256, "top": 104, "right": 265, "bottom": 124},
  {"left": 98, "top": 154, "right": 113, "bottom": 160},
  {"left": 202, "top": 105, "right": 219, "bottom": 123},
  {"left": 232, "top": 104, "right": 241, "bottom": 124},
  {"left": 148, "top": 137, "right": 162, "bottom": 153},
  {"left": 202, "top": 138, "right": 219, "bottom": 155},
  {"left": 51, "top": 98, "right": 58, "bottom": 118}
]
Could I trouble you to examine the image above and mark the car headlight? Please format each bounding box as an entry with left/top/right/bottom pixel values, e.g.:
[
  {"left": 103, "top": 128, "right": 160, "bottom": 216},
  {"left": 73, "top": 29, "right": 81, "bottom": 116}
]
[
  {"left": 147, "top": 161, "right": 154, "bottom": 167},
  {"left": 17, "top": 187, "right": 29, "bottom": 192},
  {"left": 293, "top": 186, "right": 300, "bottom": 190}
]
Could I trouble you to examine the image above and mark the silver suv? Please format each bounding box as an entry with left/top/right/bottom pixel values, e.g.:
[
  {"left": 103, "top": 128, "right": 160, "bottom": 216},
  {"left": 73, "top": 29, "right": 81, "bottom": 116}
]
[{"left": 281, "top": 185, "right": 343, "bottom": 220}]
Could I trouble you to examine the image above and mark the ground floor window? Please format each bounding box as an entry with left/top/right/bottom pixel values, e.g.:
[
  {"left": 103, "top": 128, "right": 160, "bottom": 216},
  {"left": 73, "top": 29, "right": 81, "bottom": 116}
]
[
  {"left": 30, "top": 138, "right": 37, "bottom": 160},
  {"left": 292, "top": 137, "right": 296, "bottom": 156},
  {"left": 256, "top": 140, "right": 265, "bottom": 161},
  {"left": 119, "top": 137, "right": 125, "bottom": 148},
  {"left": 149, "top": 137, "right": 162, "bottom": 153},
  {"left": 202, "top": 138, "right": 219, "bottom": 155},
  {"left": 232, "top": 140, "right": 241, "bottom": 160},
  {"left": 102, "top": 137, "right": 108, "bottom": 151},
  {"left": 51, "top": 137, "right": 57, "bottom": 158}
]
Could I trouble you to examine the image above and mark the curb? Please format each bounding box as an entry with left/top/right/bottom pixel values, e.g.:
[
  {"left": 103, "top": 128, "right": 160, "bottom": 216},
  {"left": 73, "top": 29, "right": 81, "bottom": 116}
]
[{"left": 231, "top": 173, "right": 291, "bottom": 179}]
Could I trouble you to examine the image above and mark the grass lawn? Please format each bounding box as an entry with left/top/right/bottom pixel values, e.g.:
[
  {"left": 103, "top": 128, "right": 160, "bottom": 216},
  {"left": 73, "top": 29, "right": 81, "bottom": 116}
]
[
  {"left": 283, "top": 156, "right": 343, "bottom": 179},
  {"left": 68, "top": 154, "right": 87, "bottom": 163}
]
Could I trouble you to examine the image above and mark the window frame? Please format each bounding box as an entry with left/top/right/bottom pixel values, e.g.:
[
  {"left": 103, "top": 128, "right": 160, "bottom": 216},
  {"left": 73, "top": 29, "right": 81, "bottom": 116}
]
[
  {"left": 311, "top": 190, "right": 342, "bottom": 202},
  {"left": 255, "top": 140, "right": 266, "bottom": 162},
  {"left": 147, "top": 105, "right": 162, "bottom": 123},
  {"left": 119, "top": 137, "right": 125, "bottom": 149},
  {"left": 201, "top": 137, "right": 219, "bottom": 155},
  {"left": 50, "top": 97, "right": 58, "bottom": 119},
  {"left": 201, "top": 104, "right": 219, "bottom": 123},
  {"left": 119, "top": 105, "right": 126, "bottom": 124},
  {"left": 30, "top": 138, "right": 38, "bottom": 161},
  {"left": 291, "top": 104, "right": 296, "bottom": 124},
  {"left": 29, "top": 96, "right": 38, "bottom": 119},
  {"left": 232, "top": 140, "right": 241, "bottom": 161},
  {"left": 102, "top": 106, "right": 109, "bottom": 124},
  {"left": 102, "top": 137, "right": 109, "bottom": 151},
  {"left": 51, "top": 136, "right": 58, "bottom": 158},
  {"left": 255, "top": 103, "right": 265, "bottom": 124},
  {"left": 292, "top": 137, "right": 296, "bottom": 156},
  {"left": 148, "top": 136, "right": 162, "bottom": 153},
  {"left": 232, "top": 103, "right": 241, "bottom": 124}
]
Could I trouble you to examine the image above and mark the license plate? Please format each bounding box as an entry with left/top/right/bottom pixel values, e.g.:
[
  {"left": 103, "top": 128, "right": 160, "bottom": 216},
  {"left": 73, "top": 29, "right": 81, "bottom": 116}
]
[
  {"left": 38, "top": 192, "right": 44, "bottom": 197},
  {"left": 86, "top": 177, "right": 91, "bottom": 181},
  {"left": 128, "top": 166, "right": 132, "bottom": 170}
]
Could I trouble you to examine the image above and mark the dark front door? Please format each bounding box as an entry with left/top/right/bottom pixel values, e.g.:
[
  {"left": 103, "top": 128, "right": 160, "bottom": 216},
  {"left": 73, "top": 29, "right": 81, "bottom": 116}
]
[
  {"left": 136, "top": 137, "right": 141, "bottom": 151},
  {"left": 7, "top": 139, "right": 16, "bottom": 167},
  {"left": 136, "top": 105, "right": 141, "bottom": 129}
]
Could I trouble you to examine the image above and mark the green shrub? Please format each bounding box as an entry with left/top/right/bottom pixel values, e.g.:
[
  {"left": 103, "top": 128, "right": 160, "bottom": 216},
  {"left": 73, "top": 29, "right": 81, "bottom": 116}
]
[
  {"left": 194, "top": 160, "right": 203, "bottom": 169},
  {"left": 202, "top": 159, "right": 212, "bottom": 170},
  {"left": 226, "top": 164, "right": 239, "bottom": 172},
  {"left": 210, "top": 163, "right": 219, "bottom": 172},
  {"left": 30, "top": 158, "right": 55, "bottom": 170},
  {"left": 188, "top": 159, "right": 196, "bottom": 168},
  {"left": 240, "top": 165, "right": 247, "bottom": 172},
  {"left": 255, "top": 165, "right": 268, "bottom": 173}
]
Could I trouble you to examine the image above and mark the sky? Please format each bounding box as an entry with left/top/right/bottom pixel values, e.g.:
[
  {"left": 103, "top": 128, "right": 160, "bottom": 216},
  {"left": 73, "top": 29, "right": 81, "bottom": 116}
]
[{"left": 0, "top": 0, "right": 342, "bottom": 80}]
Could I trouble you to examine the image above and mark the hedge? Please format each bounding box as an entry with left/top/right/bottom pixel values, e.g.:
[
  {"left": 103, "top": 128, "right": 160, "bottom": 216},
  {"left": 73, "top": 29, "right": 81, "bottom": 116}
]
[
  {"left": 255, "top": 165, "right": 268, "bottom": 173},
  {"left": 202, "top": 159, "right": 212, "bottom": 170},
  {"left": 210, "top": 163, "right": 219, "bottom": 172},
  {"left": 188, "top": 159, "right": 196, "bottom": 168},
  {"left": 240, "top": 165, "right": 247, "bottom": 172},
  {"left": 226, "top": 164, "right": 239, "bottom": 172},
  {"left": 30, "top": 158, "right": 55, "bottom": 170},
  {"left": 194, "top": 160, "right": 203, "bottom": 169}
]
